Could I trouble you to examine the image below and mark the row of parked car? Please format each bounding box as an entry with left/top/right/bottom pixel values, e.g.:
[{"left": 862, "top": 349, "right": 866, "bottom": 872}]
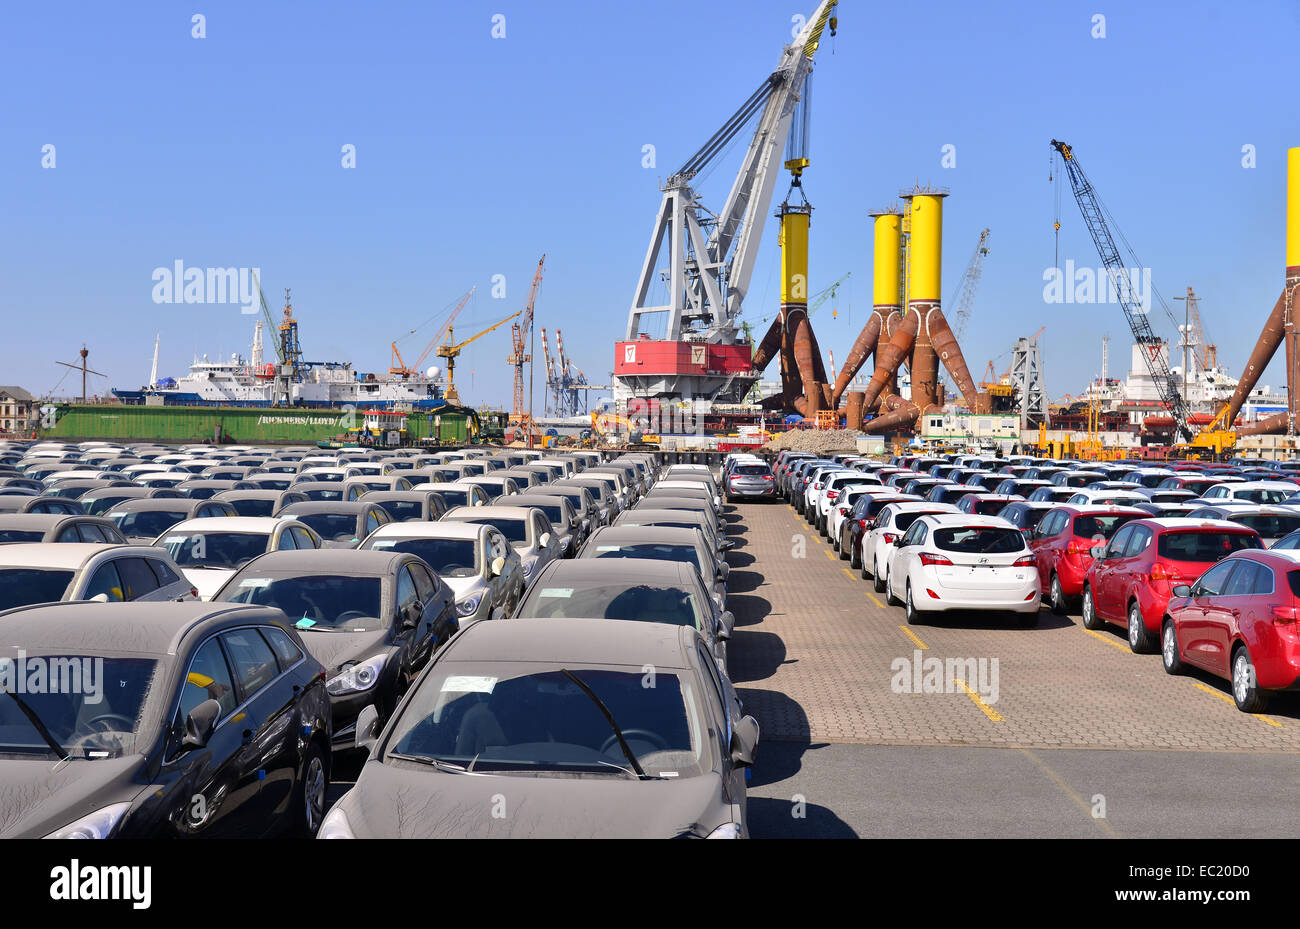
[
  {"left": 771, "top": 449, "right": 1300, "bottom": 714},
  {"left": 0, "top": 438, "right": 756, "bottom": 838}
]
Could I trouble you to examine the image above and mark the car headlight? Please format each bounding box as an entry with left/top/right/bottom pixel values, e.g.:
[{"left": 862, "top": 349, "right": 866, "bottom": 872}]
[
  {"left": 326, "top": 653, "right": 388, "bottom": 696},
  {"left": 706, "top": 822, "right": 742, "bottom": 839},
  {"left": 44, "top": 802, "right": 132, "bottom": 839},
  {"left": 456, "top": 595, "right": 482, "bottom": 617},
  {"left": 317, "top": 804, "right": 355, "bottom": 839}
]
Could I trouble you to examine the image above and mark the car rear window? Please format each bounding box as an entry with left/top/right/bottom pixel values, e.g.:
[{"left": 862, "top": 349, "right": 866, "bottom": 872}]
[
  {"left": 735, "top": 465, "right": 770, "bottom": 476},
  {"left": 0, "top": 568, "right": 75, "bottom": 609},
  {"left": 1157, "top": 530, "right": 1262, "bottom": 561},
  {"left": 934, "top": 527, "right": 1025, "bottom": 553},
  {"left": 1232, "top": 514, "right": 1300, "bottom": 538},
  {"left": 896, "top": 511, "right": 946, "bottom": 531},
  {"left": 970, "top": 499, "right": 1009, "bottom": 516},
  {"left": 1072, "top": 514, "right": 1141, "bottom": 539},
  {"left": 0, "top": 530, "right": 43, "bottom": 543}
]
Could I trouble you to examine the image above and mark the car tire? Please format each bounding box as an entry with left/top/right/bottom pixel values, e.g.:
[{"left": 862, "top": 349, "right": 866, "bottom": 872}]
[
  {"left": 838, "top": 533, "right": 849, "bottom": 560},
  {"left": 1127, "top": 600, "right": 1155, "bottom": 653},
  {"left": 886, "top": 569, "right": 901, "bottom": 606},
  {"left": 292, "top": 743, "right": 328, "bottom": 838},
  {"left": 1080, "top": 585, "right": 1104, "bottom": 630},
  {"left": 1161, "top": 621, "right": 1186, "bottom": 675},
  {"left": 1231, "top": 646, "right": 1268, "bottom": 713},
  {"left": 1049, "top": 573, "right": 1068, "bottom": 615},
  {"left": 849, "top": 539, "right": 861, "bottom": 569},
  {"left": 873, "top": 568, "right": 886, "bottom": 593},
  {"left": 905, "top": 583, "right": 919, "bottom": 625}
]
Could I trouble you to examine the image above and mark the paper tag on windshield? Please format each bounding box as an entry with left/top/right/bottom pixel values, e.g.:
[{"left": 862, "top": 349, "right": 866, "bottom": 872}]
[
  {"left": 442, "top": 675, "right": 496, "bottom": 694},
  {"left": 163, "top": 535, "right": 186, "bottom": 545},
  {"left": 371, "top": 540, "right": 396, "bottom": 549},
  {"left": 595, "top": 545, "right": 621, "bottom": 552},
  {"left": 239, "top": 578, "right": 271, "bottom": 588},
  {"left": 107, "top": 512, "right": 124, "bottom": 520},
  {"left": 295, "top": 617, "right": 316, "bottom": 629},
  {"left": 539, "top": 588, "right": 572, "bottom": 598}
]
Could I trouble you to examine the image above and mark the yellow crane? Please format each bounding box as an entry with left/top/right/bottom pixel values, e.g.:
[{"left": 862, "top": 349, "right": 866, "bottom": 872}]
[
  {"left": 437, "top": 309, "right": 522, "bottom": 404},
  {"left": 390, "top": 287, "right": 475, "bottom": 378}
]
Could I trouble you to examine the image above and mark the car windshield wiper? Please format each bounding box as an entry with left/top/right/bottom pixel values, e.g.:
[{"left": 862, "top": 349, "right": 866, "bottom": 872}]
[
  {"left": 558, "top": 668, "right": 649, "bottom": 780},
  {"left": 0, "top": 687, "right": 68, "bottom": 760},
  {"left": 387, "top": 752, "right": 467, "bottom": 773}
]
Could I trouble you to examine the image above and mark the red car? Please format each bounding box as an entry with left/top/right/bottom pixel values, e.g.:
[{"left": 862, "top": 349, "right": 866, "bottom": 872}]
[
  {"left": 1163, "top": 549, "right": 1300, "bottom": 711},
  {"left": 1029, "top": 505, "right": 1148, "bottom": 614},
  {"left": 1081, "top": 518, "right": 1263, "bottom": 652}
]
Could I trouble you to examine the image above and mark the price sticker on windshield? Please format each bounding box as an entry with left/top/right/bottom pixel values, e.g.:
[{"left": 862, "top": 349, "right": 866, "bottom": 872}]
[
  {"left": 239, "top": 578, "right": 271, "bottom": 588},
  {"left": 442, "top": 675, "right": 496, "bottom": 694},
  {"left": 539, "top": 588, "right": 573, "bottom": 598}
]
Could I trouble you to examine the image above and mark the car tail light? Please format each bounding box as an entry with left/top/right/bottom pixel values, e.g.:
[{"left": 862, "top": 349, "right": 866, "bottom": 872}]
[
  {"left": 1272, "top": 605, "right": 1300, "bottom": 625},
  {"left": 1149, "top": 561, "right": 1179, "bottom": 582},
  {"left": 1025, "top": 591, "right": 1038, "bottom": 600},
  {"left": 1012, "top": 555, "right": 1035, "bottom": 567},
  {"left": 762, "top": 475, "right": 773, "bottom": 481},
  {"left": 190, "top": 587, "right": 199, "bottom": 598},
  {"left": 857, "top": 519, "right": 867, "bottom": 528},
  {"left": 926, "top": 588, "right": 941, "bottom": 599},
  {"left": 919, "top": 553, "right": 953, "bottom": 566},
  {"left": 839, "top": 506, "right": 849, "bottom": 516},
  {"left": 882, "top": 532, "right": 898, "bottom": 544},
  {"left": 826, "top": 490, "right": 839, "bottom": 500},
  {"left": 1065, "top": 539, "right": 1093, "bottom": 556}
]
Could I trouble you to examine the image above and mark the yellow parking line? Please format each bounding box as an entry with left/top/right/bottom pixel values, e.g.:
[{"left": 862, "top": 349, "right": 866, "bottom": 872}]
[
  {"left": 1017, "top": 748, "right": 1119, "bottom": 838},
  {"left": 1191, "top": 682, "right": 1283, "bottom": 728},
  {"left": 865, "top": 591, "right": 885, "bottom": 609},
  {"left": 823, "top": 547, "right": 836, "bottom": 561},
  {"left": 898, "top": 626, "right": 928, "bottom": 650},
  {"left": 1083, "top": 628, "right": 1129, "bottom": 653},
  {"left": 953, "top": 678, "right": 1004, "bottom": 722},
  {"left": 842, "top": 567, "right": 856, "bottom": 581}
]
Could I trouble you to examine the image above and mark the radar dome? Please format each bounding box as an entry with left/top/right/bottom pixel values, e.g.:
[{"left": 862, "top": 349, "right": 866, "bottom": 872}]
[{"left": 426, "top": 365, "right": 441, "bottom": 380}]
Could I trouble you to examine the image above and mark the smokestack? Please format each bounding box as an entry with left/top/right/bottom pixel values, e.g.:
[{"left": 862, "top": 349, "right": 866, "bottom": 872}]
[{"left": 832, "top": 211, "right": 903, "bottom": 406}]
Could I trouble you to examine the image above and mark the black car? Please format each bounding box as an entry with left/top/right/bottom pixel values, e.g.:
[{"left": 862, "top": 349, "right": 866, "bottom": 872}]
[
  {"left": 0, "top": 601, "right": 331, "bottom": 837},
  {"left": 215, "top": 549, "right": 458, "bottom": 749}
]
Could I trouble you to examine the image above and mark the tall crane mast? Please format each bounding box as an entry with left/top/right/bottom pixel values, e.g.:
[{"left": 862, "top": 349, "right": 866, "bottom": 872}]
[
  {"left": 1051, "top": 139, "right": 1193, "bottom": 442},
  {"left": 950, "top": 229, "right": 990, "bottom": 343},
  {"left": 391, "top": 287, "right": 474, "bottom": 378},
  {"left": 509, "top": 255, "right": 546, "bottom": 433},
  {"left": 623, "top": 1, "right": 839, "bottom": 347},
  {"left": 540, "top": 328, "right": 557, "bottom": 414}
]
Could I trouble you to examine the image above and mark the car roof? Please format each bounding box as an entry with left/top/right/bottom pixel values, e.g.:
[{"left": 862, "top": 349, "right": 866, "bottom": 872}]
[
  {"left": 444, "top": 505, "right": 537, "bottom": 520},
  {"left": 280, "top": 501, "right": 372, "bottom": 513},
  {"left": 588, "top": 525, "right": 704, "bottom": 545},
  {"left": 884, "top": 501, "right": 960, "bottom": 513},
  {"left": 368, "top": 521, "right": 483, "bottom": 540},
  {"left": 921, "top": 513, "right": 1014, "bottom": 528},
  {"left": 0, "top": 542, "right": 156, "bottom": 569},
  {"left": 166, "top": 516, "right": 295, "bottom": 533},
  {"left": 1133, "top": 517, "right": 1260, "bottom": 531},
  {"left": 447, "top": 616, "right": 693, "bottom": 668},
  {"left": 236, "top": 548, "right": 408, "bottom": 575},
  {"left": 0, "top": 602, "right": 287, "bottom": 656},
  {"left": 104, "top": 498, "right": 194, "bottom": 511},
  {"left": 0, "top": 514, "right": 80, "bottom": 528}
]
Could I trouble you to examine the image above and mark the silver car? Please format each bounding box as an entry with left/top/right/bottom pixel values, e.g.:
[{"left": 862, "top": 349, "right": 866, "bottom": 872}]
[{"left": 441, "top": 505, "right": 563, "bottom": 591}]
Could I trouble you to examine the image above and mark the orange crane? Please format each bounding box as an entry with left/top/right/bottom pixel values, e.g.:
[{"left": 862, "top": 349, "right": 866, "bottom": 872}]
[
  {"left": 508, "top": 255, "right": 546, "bottom": 441},
  {"left": 390, "top": 287, "right": 475, "bottom": 377}
]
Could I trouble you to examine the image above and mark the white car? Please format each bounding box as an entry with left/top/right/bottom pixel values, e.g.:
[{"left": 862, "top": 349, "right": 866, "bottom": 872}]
[
  {"left": 863, "top": 501, "right": 961, "bottom": 593},
  {"left": 802, "top": 466, "right": 853, "bottom": 521},
  {"left": 1065, "top": 488, "right": 1150, "bottom": 507},
  {"left": 1197, "top": 480, "right": 1297, "bottom": 505},
  {"left": 154, "top": 516, "right": 322, "bottom": 599},
  {"left": 813, "top": 470, "right": 873, "bottom": 534},
  {"left": 885, "top": 513, "right": 1040, "bottom": 626},
  {"left": 828, "top": 485, "right": 885, "bottom": 553}
]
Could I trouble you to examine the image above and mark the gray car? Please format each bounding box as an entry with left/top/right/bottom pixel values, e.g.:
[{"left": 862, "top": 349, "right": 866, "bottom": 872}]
[
  {"left": 613, "top": 507, "right": 731, "bottom": 557},
  {"left": 441, "top": 505, "right": 563, "bottom": 588},
  {"left": 279, "top": 500, "right": 394, "bottom": 548},
  {"left": 0, "top": 542, "right": 198, "bottom": 609},
  {"left": 321, "top": 618, "right": 757, "bottom": 838},
  {"left": 0, "top": 514, "right": 127, "bottom": 545},
  {"left": 104, "top": 497, "right": 238, "bottom": 544},
  {"left": 578, "top": 524, "right": 728, "bottom": 612}
]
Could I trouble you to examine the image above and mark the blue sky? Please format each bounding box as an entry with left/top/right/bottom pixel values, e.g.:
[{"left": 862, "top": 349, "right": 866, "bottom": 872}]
[{"left": 2, "top": 0, "right": 1296, "bottom": 409}]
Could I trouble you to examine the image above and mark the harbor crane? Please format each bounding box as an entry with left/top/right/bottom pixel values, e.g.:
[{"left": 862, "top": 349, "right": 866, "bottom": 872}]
[
  {"left": 1051, "top": 139, "right": 1193, "bottom": 442},
  {"left": 508, "top": 255, "right": 546, "bottom": 439},
  {"left": 390, "top": 287, "right": 474, "bottom": 378},
  {"left": 438, "top": 305, "right": 520, "bottom": 404}
]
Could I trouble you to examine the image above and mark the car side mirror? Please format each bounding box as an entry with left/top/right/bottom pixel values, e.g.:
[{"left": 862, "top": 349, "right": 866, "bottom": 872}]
[
  {"left": 729, "top": 715, "right": 760, "bottom": 768},
  {"left": 720, "top": 539, "right": 735, "bottom": 551},
  {"left": 89, "top": 592, "right": 110, "bottom": 603},
  {"left": 182, "top": 698, "right": 222, "bottom": 750},
  {"left": 354, "top": 704, "right": 380, "bottom": 756},
  {"left": 400, "top": 601, "right": 422, "bottom": 630},
  {"left": 1171, "top": 584, "right": 1192, "bottom": 598},
  {"left": 491, "top": 556, "right": 506, "bottom": 577},
  {"left": 1090, "top": 545, "right": 1107, "bottom": 559},
  {"left": 539, "top": 532, "right": 551, "bottom": 549},
  {"left": 893, "top": 537, "right": 905, "bottom": 547},
  {"left": 718, "top": 610, "right": 735, "bottom": 639},
  {"left": 717, "top": 563, "right": 730, "bottom": 581}
]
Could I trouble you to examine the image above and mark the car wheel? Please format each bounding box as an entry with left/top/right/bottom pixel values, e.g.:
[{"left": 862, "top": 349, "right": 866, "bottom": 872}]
[
  {"left": 886, "top": 569, "right": 901, "bottom": 606},
  {"left": 1080, "top": 585, "right": 1104, "bottom": 630},
  {"left": 292, "top": 743, "right": 328, "bottom": 837},
  {"left": 838, "top": 532, "right": 849, "bottom": 560},
  {"left": 1231, "top": 647, "right": 1268, "bottom": 713},
  {"left": 1161, "top": 621, "right": 1185, "bottom": 675},
  {"left": 1127, "top": 600, "right": 1155, "bottom": 653},
  {"left": 849, "top": 539, "right": 861, "bottom": 569},
  {"left": 1049, "top": 573, "right": 1068, "bottom": 615},
  {"left": 905, "top": 583, "right": 919, "bottom": 625},
  {"left": 873, "top": 568, "right": 886, "bottom": 593}
]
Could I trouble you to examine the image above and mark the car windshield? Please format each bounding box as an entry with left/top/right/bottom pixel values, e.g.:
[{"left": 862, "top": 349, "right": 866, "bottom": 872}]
[
  {"left": 0, "top": 655, "right": 158, "bottom": 759},
  {"left": 0, "top": 530, "right": 44, "bottom": 543},
  {"left": 518, "top": 581, "right": 703, "bottom": 630},
  {"left": 1227, "top": 515, "right": 1300, "bottom": 538},
  {"left": 374, "top": 500, "right": 422, "bottom": 522},
  {"left": 301, "top": 487, "right": 344, "bottom": 502},
  {"left": 436, "top": 490, "right": 471, "bottom": 507},
  {"left": 227, "top": 498, "right": 275, "bottom": 517},
  {"left": 1073, "top": 515, "right": 1140, "bottom": 538},
  {"left": 1234, "top": 489, "right": 1291, "bottom": 504},
  {"left": 969, "top": 499, "right": 1010, "bottom": 515},
  {"left": 160, "top": 531, "right": 269, "bottom": 569},
  {"left": 0, "top": 569, "right": 75, "bottom": 609},
  {"left": 386, "top": 667, "right": 705, "bottom": 778},
  {"left": 111, "top": 510, "right": 187, "bottom": 538},
  {"left": 1158, "top": 531, "right": 1262, "bottom": 561},
  {"left": 934, "top": 526, "right": 1025, "bottom": 553},
  {"left": 294, "top": 513, "right": 359, "bottom": 542},
  {"left": 368, "top": 538, "right": 478, "bottom": 577},
  {"left": 455, "top": 517, "right": 527, "bottom": 543},
  {"left": 223, "top": 574, "right": 385, "bottom": 631}
]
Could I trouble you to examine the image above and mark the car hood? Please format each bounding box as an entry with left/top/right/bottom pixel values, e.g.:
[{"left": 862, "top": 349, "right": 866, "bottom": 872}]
[
  {"left": 343, "top": 760, "right": 729, "bottom": 838},
  {"left": 296, "top": 627, "right": 391, "bottom": 676},
  {"left": 0, "top": 755, "right": 144, "bottom": 838},
  {"left": 442, "top": 575, "right": 484, "bottom": 600},
  {"left": 181, "top": 566, "right": 235, "bottom": 601}
]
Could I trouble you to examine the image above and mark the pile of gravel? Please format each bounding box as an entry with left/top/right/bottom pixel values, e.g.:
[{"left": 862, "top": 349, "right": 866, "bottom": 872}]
[{"left": 762, "top": 428, "right": 865, "bottom": 454}]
